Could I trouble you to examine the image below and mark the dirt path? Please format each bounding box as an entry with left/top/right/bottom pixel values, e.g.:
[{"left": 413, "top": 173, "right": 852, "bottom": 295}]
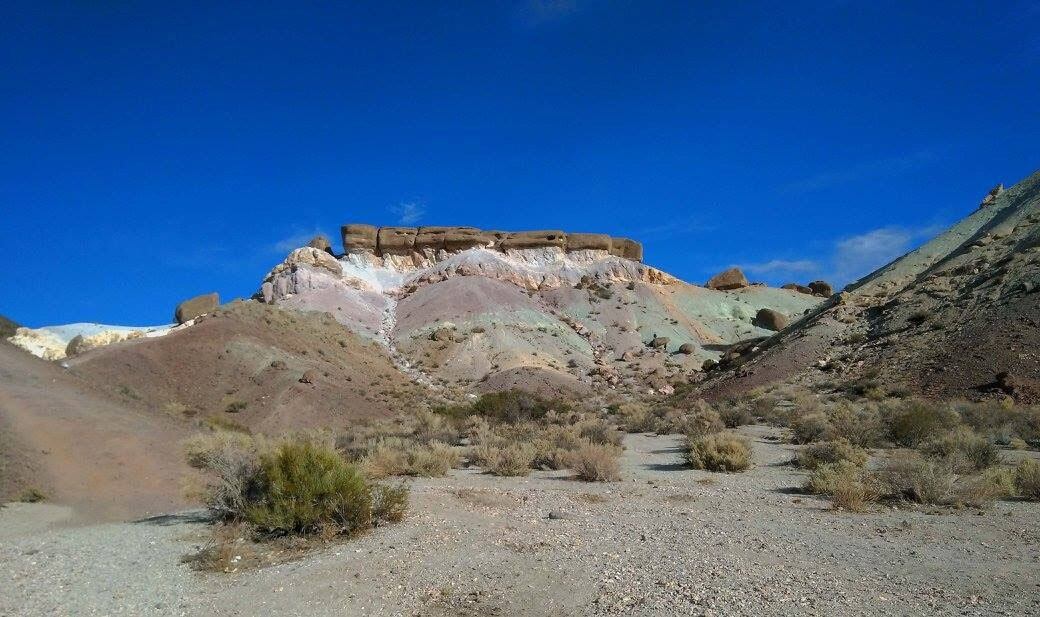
[{"left": 2, "top": 429, "right": 1038, "bottom": 616}]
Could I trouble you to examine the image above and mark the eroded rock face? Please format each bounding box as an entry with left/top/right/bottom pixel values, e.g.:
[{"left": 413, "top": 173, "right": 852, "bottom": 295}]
[
  {"left": 566, "top": 233, "right": 612, "bottom": 251},
  {"left": 175, "top": 293, "right": 219, "bottom": 324},
  {"left": 308, "top": 235, "right": 333, "bottom": 254},
  {"left": 706, "top": 267, "right": 749, "bottom": 290},
  {"left": 341, "top": 224, "right": 378, "bottom": 253},
  {"left": 501, "top": 230, "right": 567, "bottom": 250},
  {"left": 377, "top": 227, "right": 418, "bottom": 254},
  {"left": 610, "top": 237, "right": 643, "bottom": 261}
]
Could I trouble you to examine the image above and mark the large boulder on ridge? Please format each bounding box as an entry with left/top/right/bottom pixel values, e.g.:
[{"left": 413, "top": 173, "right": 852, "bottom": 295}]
[
  {"left": 175, "top": 293, "right": 219, "bottom": 324},
  {"left": 377, "top": 227, "right": 418, "bottom": 253},
  {"left": 706, "top": 267, "right": 749, "bottom": 290},
  {"left": 566, "top": 233, "right": 612, "bottom": 252},
  {"left": 608, "top": 237, "right": 643, "bottom": 261},
  {"left": 808, "top": 280, "right": 834, "bottom": 297},
  {"left": 415, "top": 226, "right": 493, "bottom": 252},
  {"left": 307, "top": 235, "right": 333, "bottom": 254},
  {"left": 341, "top": 224, "right": 377, "bottom": 253},
  {"left": 500, "top": 230, "right": 567, "bottom": 250}
]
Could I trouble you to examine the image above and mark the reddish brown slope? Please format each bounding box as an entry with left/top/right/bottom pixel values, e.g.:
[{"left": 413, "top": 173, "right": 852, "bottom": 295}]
[
  {"left": 0, "top": 341, "right": 189, "bottom": 521},
  {"left": 69, "top": 301, "right": 425, "bottom": 434}
]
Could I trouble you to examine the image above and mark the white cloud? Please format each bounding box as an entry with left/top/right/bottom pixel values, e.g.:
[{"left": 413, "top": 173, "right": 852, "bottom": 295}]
[{"left": 390, "top": 201, "right": 425, "bottom": 225}]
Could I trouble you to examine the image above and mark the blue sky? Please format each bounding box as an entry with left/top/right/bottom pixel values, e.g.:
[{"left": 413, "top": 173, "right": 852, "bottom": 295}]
[{"left": 2, "top": 1, "right": 1038, "bottom": 326}]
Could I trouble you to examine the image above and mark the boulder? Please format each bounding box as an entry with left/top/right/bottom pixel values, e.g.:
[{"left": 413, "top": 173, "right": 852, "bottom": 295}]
[
  {"left": 307, "top": 235, "right": 333, "bottom": 254},
  {"left": 754, "top": 308, "right": 788, "bottom": 331},
  {"left": 650, "top": 336, "right": 670, "bottom": 349},
  {"left": 175, "top": 293, "right": 219, "bottom": 324},
  {"left": 299, "top": 369, "right": 320, "bottom": 384},
  {"left": 341, "top": 224, "right": 378, "bottom": 253},
  {"left": 500, "top": 230, "right": 567, "bottom": 250},
  {"left": 677, "top": 343, "right": 696, "bottom": 355},
  {"left": 377, "top": 227, "right": 418, "bottom": 253},
  {"left": 566, "top": 233, "right": 612, "bottom": 252},
  {"left": 430, "top": 327, "right": 455, "bottom": 342},
  {"left": 782, "top": 283, "right": 814, "bottom": 295},
  {"left": 808, "top": 280, "right": 834, "bottom": 297},
  {"left": 283, "top": 247, "right": 343, "bottom": 277},
  {"left": 706, "top": 267, "right": 749, "bottom": 290}
]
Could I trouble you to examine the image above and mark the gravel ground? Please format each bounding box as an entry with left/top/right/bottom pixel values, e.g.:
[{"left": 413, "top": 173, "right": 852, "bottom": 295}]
[{"left": 2, "top": 427, "right": 1038, "bottom": 616}]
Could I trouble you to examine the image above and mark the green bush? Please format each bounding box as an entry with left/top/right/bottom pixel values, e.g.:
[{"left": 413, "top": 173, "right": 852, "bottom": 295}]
[
  {"left": 882, "top": 453, "right": 954, "bottom": 505},
  {"left": 805, "top": 460, "right": 867, "bottom": 495},
  {"left": 679, "top": 400, "right": 725, "bottom": 438},
  {"left": 685, "top": 432, "right": 752, "bottom": 472},
  {"left": 244, "top": 440, "right": 374, "bottom": 536},
  {"left": 883, "top": 399, "right": 959, "bottom": 447},
  {"left": 717, "top": 402, "right": 754, "bottom": 428},
  {"left": 920, "top": 426, "right": 1001, "bottom": 473},
  {"left": 797, "top": 440, "right": 868, "bottom": 470},
  {"left": 825, "top": 402, "right": 883, "bottom": 447}
]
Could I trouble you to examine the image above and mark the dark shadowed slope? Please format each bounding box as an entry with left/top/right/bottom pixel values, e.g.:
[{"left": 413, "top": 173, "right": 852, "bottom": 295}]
[{"left": 699, "top": 169, "right": 1040, "bottom": 402}]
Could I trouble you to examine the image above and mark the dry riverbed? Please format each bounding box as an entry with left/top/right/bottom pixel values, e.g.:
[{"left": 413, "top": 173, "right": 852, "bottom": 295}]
[{"left": 2, "top": 427, "right": 1038, "bottom": 616}]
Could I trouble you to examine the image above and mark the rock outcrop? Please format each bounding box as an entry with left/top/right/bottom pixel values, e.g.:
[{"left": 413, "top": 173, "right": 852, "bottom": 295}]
[
  {"left": 337, "top": 224, "right": 644, "bottom": 263},
  {"left": 0, "top": 314, "right": 19, "bottom": 339},
  {"left": 808, "top": 280, "right": 833, "bottom": 297},
  {"left": 706, "top": 267, "right": 749, "bottom": 290},
  {"left": 308, "top": 235, "right": 333, "bottom": 254},
  {"left": 175, "top": 293, "right": 219, "bottom": 324}
]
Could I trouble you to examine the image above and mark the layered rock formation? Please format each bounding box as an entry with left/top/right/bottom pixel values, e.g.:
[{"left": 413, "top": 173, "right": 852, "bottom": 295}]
[{"left": 339, "top": 224, "right": 643, "bottom": 262}]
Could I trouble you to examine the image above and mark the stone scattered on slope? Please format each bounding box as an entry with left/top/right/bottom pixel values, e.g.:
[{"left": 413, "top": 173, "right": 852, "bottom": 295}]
[
  {"left": 808, "top": 280, "right": 833, "bottom": 297},
  {"left": 174, "top": 293, "right": 219, "bottom": 324},
  {"left": 706, "top": 267, "right": 749, "bottom": 290},
  {"left": 753, "top": 308, "right": 788, "bottom": 332}
]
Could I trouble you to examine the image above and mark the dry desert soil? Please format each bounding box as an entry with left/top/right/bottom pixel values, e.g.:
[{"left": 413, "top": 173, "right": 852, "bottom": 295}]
[{"left": 2, "top": 427, "right": 1038, "bottom": 617}]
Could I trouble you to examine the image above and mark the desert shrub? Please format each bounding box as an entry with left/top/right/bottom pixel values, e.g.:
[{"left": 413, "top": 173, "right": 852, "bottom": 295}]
[
  {"left": 678, "top": 400, "right": 725, "bottom": 437},
  {"left": 357, "top": 437, "right": 410, "bottom": 479},
  {"left": 953, "top": 468, "right": 1017, "bottom": 508},
  {"left": 954, "top": 401, "right": 1040, "bottom": 445},
  {"left": 1016, "top": 459, "right": 1040, "bottom": 500},
  {"left": 805, "top": 460, "right": 867, "bottom": 495},
  {"left": 616, "top": 402, "right": 656, "bottom": 433},
  {"left": 204, "top": 415, "right": 252, "bottom": 435},
  {"left": 685, "top": 432, "right": 752, "bottom": 472},
  {"left": 578, "top": 419, "right": 623, "bottom": 446},
  {"left": 920, "top": 426, "right": 1001, "bottom": 473},
  {"left": 184, "top": 432, "right": 265, "bottom": 516},
  {"left": 1010, "top": 437, "right": 1029, "bottom": 450},
  {"left": 830, "top": 470, "right": 884, "bottom": 512},
  {"left": 791, "top": 413, "right": 832, "bottom": 444},
  {"left": 825, "top": 402, "right": 883, "bottom": 447},
  {"left": 469, "top": 390, "right": 563, "bottom": 423},
  {"left": 882, "top": 453, "right": 955, "bottom": 505},
  {"left": 797, "top": 440, "right": 868, "bottom": 470},
  {"left": 372, "top": 483, "right": 409, "bottom": 523},
  {"left": 567, "top": 442, "right": 622, "bottom": 482},
  {"left": 412, "top": 409, "right": 458, "bottom": 444},
  {"left": 483, "top": 444, "right": 536, "bottom": 477},
  {"left": 18, "top": 487, "right": 46, "bottom": 503},
  {"left": 244, "top": 440, "right": 373, "bottom": 536},
  {"left": 405, "top": 441, "right": 462, "bottom": 477},
  {"left": 882, "top": 399, "right": 959, "bottom": 447},
  {"left": 717, "top": 401, "right": 754, "bottom": 428},
  {"left": 187, "top": 435, "right": 407, "bottom": 537}
]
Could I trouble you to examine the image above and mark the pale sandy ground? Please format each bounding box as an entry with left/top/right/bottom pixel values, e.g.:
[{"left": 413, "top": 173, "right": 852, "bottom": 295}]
[{"left": 2, "top": 428, "right": 1039, "bottom": 617}]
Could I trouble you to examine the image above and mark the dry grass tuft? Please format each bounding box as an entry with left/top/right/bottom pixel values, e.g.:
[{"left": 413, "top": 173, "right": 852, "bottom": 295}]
[
  {"left": 685, "top": 432, "right": 752, "bottom": 472},
  {"left": 566, "top": 442, "right": 622, "bottom": 482}
]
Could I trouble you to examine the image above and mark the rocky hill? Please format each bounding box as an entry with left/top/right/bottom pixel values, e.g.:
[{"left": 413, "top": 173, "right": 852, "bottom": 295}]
[
  {"left": 698, "top": 169, "right": 1040, "bottom": 402},
  {"left": 255, "top": 225, "right": 821, "bottom": 398}
]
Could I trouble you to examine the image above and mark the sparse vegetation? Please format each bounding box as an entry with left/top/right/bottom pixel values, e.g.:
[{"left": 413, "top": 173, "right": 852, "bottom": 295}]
[
  {"left": 1017, "top": 459, "right": 1040, "bottom": 500},
  {"left": 567, "top": 443, "right": 622, "bottom": 482},
  {"left": 18, "top": 487, "right": 46, "bottom": 503},
  {"left": 684, "top": 432, "right": 751, "bottom": 472}
]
